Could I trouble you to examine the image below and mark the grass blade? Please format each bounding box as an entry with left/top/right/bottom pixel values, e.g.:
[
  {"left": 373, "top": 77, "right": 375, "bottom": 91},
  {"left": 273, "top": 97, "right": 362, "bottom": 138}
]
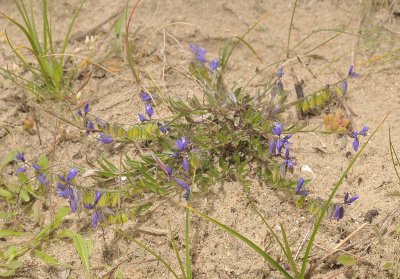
[
  {"left": 299, "top": 115, "right": 388, "bottom": 277},
  {"left": 168, "top": 224, "right": 187, "bottom": 279},
  {"left": 185, "top": 206, "right": 192, "bottom": 279},
  {"left": 186, "top": 205, "right": 293, "bottom": 279},
  {"left": 286, "top": 0, "right": 298, "bottom": 57},
  {"left": 73, "top": 233, "right": 91, "bottom": 274}
]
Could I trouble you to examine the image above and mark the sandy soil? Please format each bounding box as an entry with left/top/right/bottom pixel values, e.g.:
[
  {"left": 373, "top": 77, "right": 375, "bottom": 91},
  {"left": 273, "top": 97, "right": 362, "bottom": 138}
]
[{"left": 1, "top": 0, "right": 400, "bottom": 278}]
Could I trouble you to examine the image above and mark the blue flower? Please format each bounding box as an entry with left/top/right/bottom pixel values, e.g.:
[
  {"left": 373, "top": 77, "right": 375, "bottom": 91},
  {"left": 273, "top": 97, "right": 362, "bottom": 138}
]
[
  {"left": 276, "top": 135, "right": 292, "bottom": 155},
  {"left": 272, "top": 123, "right": 283, "bottom": 136},
  {"left": 140, "top": 91, "right": 151, "bottom": 102},
  {"left": 348, "top": 65, "right": 359, "bottom": 78},
  {"left": 339, "top": 79, "right": 347, "bottom": 95},
  {"left": 344, "top": 193, "right": 359, "bottom": 204},
  {"left": 86, "top": 121, "right": 95, "bottom": 136},
  {"left": 277, "top": 67, "right": 284, "bottom": 78},
  {"left": 349, "top": 126, "right": 369, "bottom": 151},
  {"left": 38, "top": 174, "right": 47, "bottom": 186},
  {"left": 173, "top": 177, "right": 190, "bottom": 200},
  {"left": 176, "top": 136, "right": 189, "bottom": 152},
  {"left": 183, "top": 157, "right": 189, "bottom": 172},
  {"left": 85, "top": 191, "right": 103, "bottom": 209},
  {"left": 166, "top": 165, "right": 173, "bottom": 177},
  {"left": 295, "top": 178, "right": 309, "bottom": 196},
  {"left": 15, "top": 167, "right": 26, "bottom": 176},
  {"left": 77, "top": 109, "right": 83, "bottom": 117},
  {"left": 333, "top": 204, "right": 344, "bottom": 221},
  {"left": 16, "top": 151, "right": 25, "bottom": 162},
  {"left": 282, "top": 147, "right": 296, "bottom": 176},
  {"left": 189, "top": 44, "right": 207, "bottom": 63},
  {"left": 138, "top": 113, "right": 147, "bottom": 123},
  {"left": 33, "top": 164, "right": 41, "bottom": 171},
  {"left": 157, "top": 122, "right": 171, "bottom": 133},
  {"left": 209, "top": 58, "right": 220, "bottom": 71},
  {"left": 67, "top": 168, "right": 79, "bottom": 182},
  {"left": 92, "top": 211, "right": 104, "bottom": 227},
  {"left": 145, "top": 103, "right": 154, "bottom": 118},
  {"left": 269, "top": 139, "right": 276, "bottom": 155},
  {"left": 98, "top": 133, "right": 113, "bottom": 144},
  {"left": 84, "top": 103, "right": 90, "bottom": 115}
]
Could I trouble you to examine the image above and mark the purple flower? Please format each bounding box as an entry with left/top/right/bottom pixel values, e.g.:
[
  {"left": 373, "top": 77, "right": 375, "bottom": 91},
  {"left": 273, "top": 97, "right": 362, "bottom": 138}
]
[
  {"left": 157, "top": 122, "right": 171, "bottom": 133},
  {"left": 348, "top": 65, "right": 359, "bottom": 78},
  {"left": 138, "top": 113, "right": 147, "bottom": 122},
  {"left": 276, "top": 135, "right": 292, "bottom": 155},
  {"left": 98, "top": 133, "right": 113, "bottom": 144},
  {"left": 183, "top": 157, "right": 189, "bottom": 172},
  {"left": 38, "top": 174, "right": 47, "bottom": 185},
  {"left": 269, "top": 139, "right": 276, "bottom": 155},
  {"left": 77, "top": 109, "right": 83, "bottom": 117},
  {"left": 344, "top": 193, "right": 359, "bottom": 204},
  {"left": 15, "top": 167, "right": 26, "bottom": 176},
  {"left": 339, "top": 79, "right": 347, "bottom": 95},
  {"left": 173, "top": 177, "right": 190, "bottom": 200},
  {"left": 86, "top": 121, "right": 95, "bottom": 136},
  {"left": 176, "top": 136, "right": 189, "bottom": 152},
  {"left": 166, "top": 165, "right": 173, "bottom": 177},
  {"left": 189, "top": 44, "right": 207, "bottom": 63},
  {"left": 282, "top": 147, "right": 296, "bottom": 175},
  {"left": 209, "top": 58, "right": 220, "bottom": 71},
  {"left": 295, "top": 178, "right": 308, "bottom": 196},
  {"left": 85, "top": 191, "right": 103, "bottom": 209},
  {"left": 333, "top": 204, "right": 344, "bottom": 221},
  {"left": 97, "top": 118, "right": 106, "bottom": 129},
  {"left": 140, "top": 91, "right": 151, "bottom": 102},
  {"left": 272, "top": 123, "right": 283, "bottom": 136},
  {"left": 67, "top": 168, "right": 79, "bottom": 183},
  {"left": 277, "top": 67, "right": 284, "bottom": 79},
  {"left": 92, "top": 211, "right": 104, "bottom": 227},
  {"left": 16, "top": 151, "right": 25, "bottom": 162},
  {"left": 145, "top": 103, "right": 154, "bottom": 118},
  {"left": 84, "top": 103, "right": 90, "bottom": 115},
  {"left": 33, "top": 164, "right": 41, "bottom": 171},
  {"left": 349, "top": 126, "right": 368, "bottom": 151},
  {"left": 70, "top": 195, "right": 77, "bottom": 213},
  {"left": 56, "top": 183, "right": 72, "bottom": 199}
]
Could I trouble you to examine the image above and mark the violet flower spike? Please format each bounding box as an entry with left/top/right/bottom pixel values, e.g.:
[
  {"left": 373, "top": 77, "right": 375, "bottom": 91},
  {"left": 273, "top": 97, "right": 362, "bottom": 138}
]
[
  {"left": 189, "top": 44, "right": 207, "bottom": 63},
  {"left": 348, "top": 65, "right": 359, "bottom": 78},
  {"left": 16, "top": 151, "right": 25, "bottom": 162},
  {"left": 85, "top": 191, "right": 103, "bottom": 209},
  {"left": 183, "top": 157, "right": 189, "bottom": 172},
  {"left": 344, "top": 193, "right": 359, "bottom": 205},
  {"left": 67, "top": 168, "right": 79, "bottom": 183},
  {"left": 277, "top": 67, "right": 284, "bottom": 79},
  {"left": 98, "top": 133, "right": 113, "bottom": 144},
  {"left": 33, "top": 164, "right": 41, "bottom": 171},
  {"left": 272, "top": 123, "right": 283, "bottom": 136},
  {"left": 145, "top": 103, "right": 154, "bottom": 118},
  {"left": 138, "top": 113, "right": 147, "bottom": 123},
  {"left": 86, "top": 121, "right": 95, "bottom": 136},
  {"left": 333, "top": 204, "right": 344, "bottom": 221},
  {"left": 269, "top": 139, "right": 276, "bottom": 155},
  {"left": 15, "top": 167, "right": 26, "bottom": 176},
  {"left": 84, "top": 102, "right": 89, "bottom": 115},
  {"left": 140, "top": 91, "right": 151, "bottom": 102},
  {"left": 176, "top": 136, "right": 189, "bottom": 152},
  {"left": 92, "top": 211, "right": 104, "bottom": 228},
  {"left": 295, "top": 178, "right": 308, "bottom": 196},
  {"left": 209, "top": 58, "right": 220, "bottom": 71}
]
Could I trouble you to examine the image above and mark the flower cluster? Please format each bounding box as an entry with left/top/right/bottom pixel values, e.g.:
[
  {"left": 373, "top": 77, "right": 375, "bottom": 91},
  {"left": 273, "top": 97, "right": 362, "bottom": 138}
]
[
  {"left": 77, "top": 102, "right": 113, "bottom": 144},
  {"left": 189, "top": 44, "right": 220, "bottom": 71},
  {"left": 269, "top": 123, "right": 295, "bottom": 177},
  {"left": 56, "top": 168, "right": 105, "bottom": 227},
  {"left": 138, "top": 91, "right": 171, "bottom": 134},
  {"left": 349, "top": 126, "right": 368, "bottom": 151},
  {"left": 332, "top": 192, "right": 359, "bottom": 221},
  {"left": 14, "top": 151, "right": 48, "bottom": 186}
]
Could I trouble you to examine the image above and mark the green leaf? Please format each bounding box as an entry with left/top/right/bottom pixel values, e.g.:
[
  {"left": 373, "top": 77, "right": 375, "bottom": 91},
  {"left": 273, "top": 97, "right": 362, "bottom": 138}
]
[
  {"left": 0, "top": 187, "right": 13, "bottom": 199},
  {"left": 33, "top": 249, "right": 61, "bottom": 266},
  {"left": 0, "top": 150, "right": 18, "bottom": 171},
  {"left": 337, "top": 254, "right": 356, "bottom": 266},
  {"left": 0, "top": 260, "right": 23, "bottom": 276},
  {"left": 0, "top": 230, "right": 26, "bottom": 238},
  {"left": 36, "top": 154, "right": 49, "bottom": 170},
  {"left": 73, "top": 233, "right": 91, "bottom": 273},
  {"left": 383, "top": 261, "right": 394, "bottom": 270}
]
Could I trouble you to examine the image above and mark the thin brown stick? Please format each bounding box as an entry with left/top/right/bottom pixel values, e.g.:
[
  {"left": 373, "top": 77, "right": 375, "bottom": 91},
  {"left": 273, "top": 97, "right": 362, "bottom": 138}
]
[{"left": 30, "top": 106, "right": 42, "bottom": 145}]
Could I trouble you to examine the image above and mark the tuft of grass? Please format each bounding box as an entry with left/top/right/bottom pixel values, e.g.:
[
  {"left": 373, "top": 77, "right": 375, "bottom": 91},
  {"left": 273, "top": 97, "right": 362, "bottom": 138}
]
[{"left": 0, "top": 0, "right": 86, "bottom": 99}]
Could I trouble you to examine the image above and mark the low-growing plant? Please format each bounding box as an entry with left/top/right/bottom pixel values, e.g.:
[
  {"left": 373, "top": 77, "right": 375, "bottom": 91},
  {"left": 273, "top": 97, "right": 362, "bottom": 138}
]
[{"left": 0, "top": 0, "right": 86, "bottom": 99}]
